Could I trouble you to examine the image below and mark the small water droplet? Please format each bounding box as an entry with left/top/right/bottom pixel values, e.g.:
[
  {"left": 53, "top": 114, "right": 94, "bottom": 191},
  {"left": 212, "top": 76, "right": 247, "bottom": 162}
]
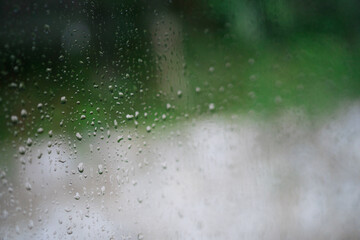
[
  {"left": 26, "top": 138, "right": 33, "bottom": 146},
  {"left": 98, "top": 164, "right": 103, "bottom": 174},
  {"left": 74, "top": 192, "right": 80, "bottom": 200},
  {"left": 58, "top": 159, "right": 66, "bottom": 163},
  {"left": 61, "top": 96, "right": 67, "bottom": 104},
  {"left": 19, "top": 146, "right": 26, "bottom": 155},
  {"left": 177, "top": 90, "right": 182, "bottom": 97},
  {"left": 76, "top": 132, "right": 82, "bottom": 140},
  {"left": 11, "top": 115, "right": 18, "bottom": 123},
  {"left": 67, "top": 227, "right": 73, "bottom": 235},
  {"left": 117, "top": 136, "right": 123, "bottom": 143},
  {"left": 77, "top": 162, "right": 84, "bottom": 173},
  {"left": 25, "top": 182, "right": 32, "bottom": 191},
  {"left": 28, "top": 220, "right": 34, "bottom": 230},
  {"left": 21, "top": 109, "right": 27, "bottom": 117}
]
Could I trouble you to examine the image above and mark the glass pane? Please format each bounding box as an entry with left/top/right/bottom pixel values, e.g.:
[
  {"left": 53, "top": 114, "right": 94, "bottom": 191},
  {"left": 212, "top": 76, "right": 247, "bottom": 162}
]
[{"left": 1, "top": 0, "right": 360, "bottom": 239}]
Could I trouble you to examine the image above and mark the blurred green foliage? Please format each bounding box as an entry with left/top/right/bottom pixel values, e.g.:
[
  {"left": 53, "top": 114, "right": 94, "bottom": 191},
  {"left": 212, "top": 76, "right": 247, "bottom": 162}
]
[{"left": 1, "top": 0, "right": 360, "bottom": 140}]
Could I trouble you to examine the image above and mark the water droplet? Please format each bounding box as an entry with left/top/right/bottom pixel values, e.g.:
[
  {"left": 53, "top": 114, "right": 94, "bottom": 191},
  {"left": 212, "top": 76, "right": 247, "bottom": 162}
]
[
  {"left": 60, "top": 96, "right": 67, "bottom": 104},
  {"left": 67, "top": 227, "right": 73, "bottom": 235},
  {"left": 74, "top": 192, "right": 80, "bottom": 200},
  {"left": 58, "top": 159, "right": 66, "bottom": 163},
  {"left": 28, "top": 220, "right": 34, "bottom": 230},
  {"left": 146, "top": 126, "right": 151, "bottom": 132},
  {"left": 21, "top": 109, "right": 27, "bottom": 117},
  {"left": 98, "top": 164, "right": 103, "bottom": 174},
  {"left": 77, "top": 162, "right": 84, "bottom": 173},
  {"left": 26, "top": 138, "right": 33, "bottom": 146},
  {"left": 209, "top": 103, "right": 215, "bottom": 111},
  {"left": 19, "top": 146, "right": 26, "bottom": 155},
  {"left": 25, "top": 182, "right": 32, "bottom": 191},
  {"left": 76, "top": 132, "right": 82, "bottom": 140},
  {"left": 117, "top": 136, "right": 123, "bottom": 143},
  {"left": 11, "top": 115, "right": 18, "bottom": 123}
]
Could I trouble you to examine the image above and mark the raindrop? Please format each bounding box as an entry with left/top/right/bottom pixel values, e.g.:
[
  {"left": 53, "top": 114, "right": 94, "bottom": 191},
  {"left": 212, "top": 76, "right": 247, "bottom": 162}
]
[
  {"left": 61, "top": 96, "right": 67, "bottom": 104},
  {"left": 25, "top": 182, "right": 32, "bottom": 191},
  {"left": 11, "top": 115, "right": 18, "bottom": 123},
  {"left": 20, "top": 109, "right": 27, "bottom": 117},
  {"left": 98, "top": 164, "right": 103, "bottom": 174},
  {"left": 28, "top": 220, "right": 34, "bottom": 230},
  {"left": 74, "top": 192, "right": 80, "bottom": 200},
  {"left": 77, "top": 162, "right": 84, "bottom": 173},
  {"left": 177, "top": 90, "right": 182, "bottom": 97},
  {"left": 26, "top": 138, "right": 33, "bottom": 146},
  {"left": 76, "top": 132, "right": 82, "bottom": 141},
  {"left": 19, "top": 146, "right": 26, "bottom": 155}
]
